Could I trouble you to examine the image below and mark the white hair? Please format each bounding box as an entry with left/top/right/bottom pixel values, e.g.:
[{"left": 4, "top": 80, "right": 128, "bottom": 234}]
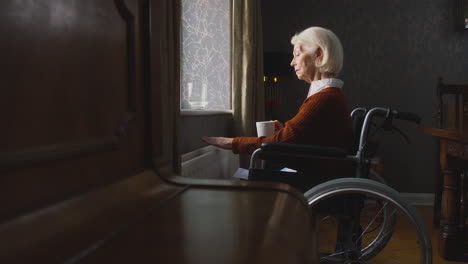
[{"left": 291, "top": 27, "right": 344, "bottom": 76}]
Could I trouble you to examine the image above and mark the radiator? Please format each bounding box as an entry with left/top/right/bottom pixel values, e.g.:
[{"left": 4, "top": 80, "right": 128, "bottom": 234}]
[{"left": 181, "top": 146, "right": 239, "bottom": 179}]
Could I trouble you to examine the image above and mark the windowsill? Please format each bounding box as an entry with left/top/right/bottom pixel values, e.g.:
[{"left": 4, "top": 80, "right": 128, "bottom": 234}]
[{"left": 181, "top": 109, "right": 233, "bottom": 116}]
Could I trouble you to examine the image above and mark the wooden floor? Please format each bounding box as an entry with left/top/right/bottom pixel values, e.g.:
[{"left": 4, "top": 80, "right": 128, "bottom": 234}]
[
  {"left": 374, "top": 206, "right": 467, "bottom": 264},
  {"left": 416, "top": 206, "right": 466, "bottom": 264},
  {"left": 317, "top": 205, "right": 467, "bottom": 263}
]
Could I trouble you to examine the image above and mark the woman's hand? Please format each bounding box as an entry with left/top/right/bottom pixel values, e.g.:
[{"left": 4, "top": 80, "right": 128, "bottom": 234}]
[
  {"left": 201, "top": 136, "right": 233, "bottom": 150},
  {"left": 272, "top": 120, "right": 284, "bottom": 134}
]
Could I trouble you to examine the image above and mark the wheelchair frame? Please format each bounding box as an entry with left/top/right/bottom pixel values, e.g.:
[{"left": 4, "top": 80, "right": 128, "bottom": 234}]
[{"left": 247, "top": 107, "right": 432, "bottom": 264}]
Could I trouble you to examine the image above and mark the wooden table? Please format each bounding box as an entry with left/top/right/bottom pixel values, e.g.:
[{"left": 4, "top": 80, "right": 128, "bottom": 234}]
[
  {"left": 0, "top": 169, "right": 319, "bottom": 263},
  {"left": 419, "top": 126, "right": 468, "bottom": 260}
]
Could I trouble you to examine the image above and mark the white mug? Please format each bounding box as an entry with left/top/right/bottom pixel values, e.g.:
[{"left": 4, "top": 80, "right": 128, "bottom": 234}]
[{"left": 256, "top": 121, "right": 275, "bottom": 137}]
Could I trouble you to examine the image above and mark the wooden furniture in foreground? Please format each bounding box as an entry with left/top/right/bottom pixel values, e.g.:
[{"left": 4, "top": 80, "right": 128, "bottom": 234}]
[
  {"left": 418, "top": 126, "right": 468, "bottom": 260},
  {"left": 0, "top": 168, "right": 318, "bottom": 263},
  {"left": 0, "top": 1, "right": 319, "bottom": 263}
]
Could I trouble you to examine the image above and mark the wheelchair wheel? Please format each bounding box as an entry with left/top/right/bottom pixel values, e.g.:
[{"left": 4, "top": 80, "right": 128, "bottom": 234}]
[
  {"left": 305, "top": 178, "right": 432, "bottom": 264},
  {"left": 314, "top": 167, "right": 396, "bottom": 262}
]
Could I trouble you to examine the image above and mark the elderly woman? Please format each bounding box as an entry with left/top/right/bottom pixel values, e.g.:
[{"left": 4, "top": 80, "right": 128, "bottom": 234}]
[{"left": 202, "top": 27, "right": 353, "bottom": 185}]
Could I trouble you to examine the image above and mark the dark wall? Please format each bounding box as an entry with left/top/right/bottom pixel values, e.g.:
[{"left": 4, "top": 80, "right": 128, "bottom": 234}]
[
  {"left": 180, "top": 114, "right": 233, "bottom": 154},
  {"left": 262, "top": 0, "right": 468, "bottom": 192}
]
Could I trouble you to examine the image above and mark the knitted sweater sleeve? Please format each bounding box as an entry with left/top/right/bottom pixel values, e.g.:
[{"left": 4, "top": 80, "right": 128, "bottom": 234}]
[{"left": 232, "top": 88, "right": 347, "bottom": 154}]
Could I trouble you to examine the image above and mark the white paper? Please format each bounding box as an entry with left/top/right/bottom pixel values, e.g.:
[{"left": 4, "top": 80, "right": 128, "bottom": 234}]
[
  {"left": 232, "top": 168, "right": 250, "bottom": 180},
  {"left": 280, "top": 167, "right": 297, "bottom": 173}
]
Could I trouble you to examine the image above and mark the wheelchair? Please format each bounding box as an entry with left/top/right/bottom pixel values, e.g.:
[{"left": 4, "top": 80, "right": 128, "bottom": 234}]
[{"left": 248, "top": 107, "right": 432, "bottom": 264}]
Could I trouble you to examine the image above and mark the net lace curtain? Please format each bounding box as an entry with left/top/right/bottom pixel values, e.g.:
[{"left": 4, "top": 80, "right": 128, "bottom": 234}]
[{"left": 232, "top": 0, "right": 265, "bottom": 168}]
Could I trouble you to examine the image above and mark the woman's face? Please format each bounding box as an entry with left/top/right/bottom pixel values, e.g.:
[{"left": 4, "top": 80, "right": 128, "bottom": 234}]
[{"left": 290, "top": 44, "right": 317, "bottom": 83}]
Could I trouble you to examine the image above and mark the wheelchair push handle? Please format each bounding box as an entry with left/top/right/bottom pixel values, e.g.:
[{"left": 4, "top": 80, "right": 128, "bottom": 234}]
[
  {"left": 365, "top": 107, "right": 421, "bottom": 124},
  {"left": 394, "top": 111, "right": 421, "bottom": 124},
  {"left": 359, "top": 107, "right": 422, "bottom": 150}
]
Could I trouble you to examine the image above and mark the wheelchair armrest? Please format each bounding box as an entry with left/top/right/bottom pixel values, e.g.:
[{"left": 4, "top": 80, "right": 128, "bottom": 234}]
[
  {"left": 248, "top": 168, "right": 309, "bottom": 192},
  {"left": 260, "top": 142, "right": 348, "bottom": 159}
]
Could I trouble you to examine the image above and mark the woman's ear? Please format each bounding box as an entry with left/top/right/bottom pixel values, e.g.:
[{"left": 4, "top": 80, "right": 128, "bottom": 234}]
[{"left": 315, "top": 48, "right": 323, "bottom": 65}]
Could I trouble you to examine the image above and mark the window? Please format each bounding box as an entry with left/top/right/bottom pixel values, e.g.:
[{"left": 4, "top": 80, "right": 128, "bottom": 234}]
[{"left": 180, "top": 0, "right": 231, "bottom": 111}]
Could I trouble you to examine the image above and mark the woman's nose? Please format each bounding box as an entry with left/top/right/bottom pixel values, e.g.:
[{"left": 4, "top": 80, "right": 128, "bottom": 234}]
[{"left": 290, "top": 58, "right": 295, "bottom": 66}]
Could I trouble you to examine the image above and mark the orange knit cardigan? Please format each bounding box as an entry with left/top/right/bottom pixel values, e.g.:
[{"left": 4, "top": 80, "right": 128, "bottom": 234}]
[
  {"left": 232, "top": 87, "right": 354, "bottom": 185},
  {"left": 232, "top": 87, "right": 353, "bottom": 153}
]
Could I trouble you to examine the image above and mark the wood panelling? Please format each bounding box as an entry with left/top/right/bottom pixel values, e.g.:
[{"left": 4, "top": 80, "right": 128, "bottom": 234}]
[
  {"left": 0, "top": 171, "right": 183, "bottom": 264},
  {"left": 1, "top": 1, "right": 127, "bottom": 148},
  {"left": 0, "top": 0, "right": 144, "bottom": 221},
  {"left": 0, "top": 137, "right": 119, "bottom": 172}
]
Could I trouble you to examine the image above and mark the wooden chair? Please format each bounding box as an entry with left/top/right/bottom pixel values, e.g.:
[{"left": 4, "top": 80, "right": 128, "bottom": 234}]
[
  {"left": 437, "top": 77, "right": 468, "bottom": 130},
  {"left": 436, "top": 77, "right": 468, "bottom": 259}
]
